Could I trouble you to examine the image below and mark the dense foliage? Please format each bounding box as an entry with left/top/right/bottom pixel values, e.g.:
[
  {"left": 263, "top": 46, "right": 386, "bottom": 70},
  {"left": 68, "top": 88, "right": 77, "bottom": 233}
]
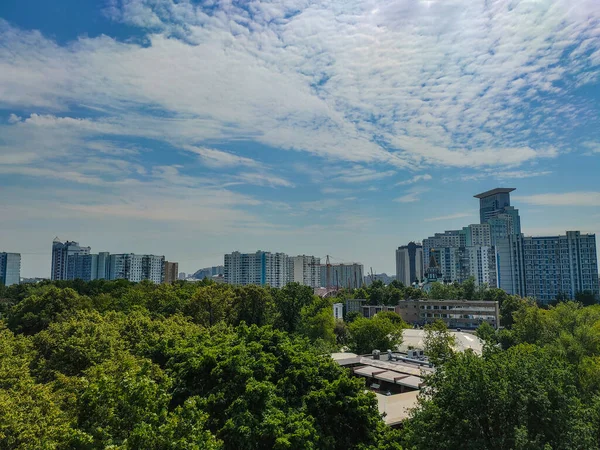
[
  {"left": 2, "top": 279, "right": 600, "bottom": 449},
  {"left": 0, "top": 280, "right": 402, "bottom": 449}
]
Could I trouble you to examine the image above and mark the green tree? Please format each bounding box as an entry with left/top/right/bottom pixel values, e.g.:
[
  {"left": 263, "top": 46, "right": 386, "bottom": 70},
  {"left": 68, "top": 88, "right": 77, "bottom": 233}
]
[
  {"left": 230, "top": 285, "right": 274, "bottom": 327},
  {"left": 576, "top": 290, "right": 599, "bottom": 306},
  {"left": 402, "top": 345, "right": 596, "bottom": 450},
  {"left": 423, "top": 320, "right": 456, "bottom": 365},
  {"left": 184, "top": 285, "right": 233, "bottom": 327},
  {"left": 7, "top": 287, "right": 92, "bottom": 335},
  {"left": 347, "top": 315, "right": 404, "bottom": 354},
  {"left": 298, "top": 297, "right": 336, "bottom": 347},
  {"left": 274, "top": 283, "right": 315, "bottom": 333}
]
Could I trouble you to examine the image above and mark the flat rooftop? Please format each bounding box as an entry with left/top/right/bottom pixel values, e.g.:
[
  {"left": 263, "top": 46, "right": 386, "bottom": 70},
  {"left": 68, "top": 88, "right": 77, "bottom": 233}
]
[
  {"left": 375, "top": 390, "right": 420, "bottom": 426},
  {"left": 474, "top": 187, "right": 516, "bottom": 199}
]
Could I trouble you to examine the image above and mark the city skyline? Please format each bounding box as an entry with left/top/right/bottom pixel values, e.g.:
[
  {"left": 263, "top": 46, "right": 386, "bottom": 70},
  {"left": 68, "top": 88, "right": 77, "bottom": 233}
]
[{"left": 1, "top": 1, "right": 600, "bottom": 278}]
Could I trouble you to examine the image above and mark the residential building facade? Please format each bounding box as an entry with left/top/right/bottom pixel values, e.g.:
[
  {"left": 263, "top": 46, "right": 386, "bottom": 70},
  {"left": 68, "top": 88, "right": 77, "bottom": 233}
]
[
  {"left": 320, "top": 263, "right": 364, "bottom": 289},
  {"left": 224, "top": 251, "right": 290, "bottom": 288},
  {"left": 333, "top": 303, "right": 344, "bottom": 320},
  {"left": 396, "top": 242, "right": 423, "bottom": 286},
  {"left": 163, "top": 261, "right": 179, "bottom": 283},
  {"left": 108, "top": 254, "right": 164, "bottom": 284},
  {"left": 289, "top": 255, "right": 320, "bottom": 287},
  {"left": 0, "top": 253, "right": 21, "bottom": 286},
  {"left": 496, "top": 232, "right": 599, "bottom": 303},
  {"left": 51, "top": 238, "right": 90, "bottom": 280}
]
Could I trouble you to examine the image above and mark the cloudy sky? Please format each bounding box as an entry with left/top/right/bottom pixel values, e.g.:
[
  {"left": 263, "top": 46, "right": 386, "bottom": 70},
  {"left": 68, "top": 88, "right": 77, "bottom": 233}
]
[{"left": 1, "top": 0, "right": 599, "bottom": 277}]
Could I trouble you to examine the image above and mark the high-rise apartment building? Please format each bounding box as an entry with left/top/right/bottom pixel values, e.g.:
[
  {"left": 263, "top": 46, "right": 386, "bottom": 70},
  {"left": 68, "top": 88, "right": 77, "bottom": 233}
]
[
  {"left": 51, "top": 238, "right": 90, "bottom": 280},
  {"left": 422, "top": 230, "right": 465, "bottom": 272},
  {"left": 0, "top": 253, "right": 21, "bottom": 286},
  {"left": 224, "top": 251, "right": 290, "bottom": 288},
  {"left": 320, "top": 263, "right": 364, "bottom": 289},
  {"left": 467, "top": 246, "right": 497, "bottom": 287},
  {"left": 289, "top": 255, "right": 320, "bottom": 288},
  {"left": 396, "top": 242, "right": 423, "bottom": 286},
  {"left": 163, "top": 261, "right": 179, "bottom": 283},
  {"left": 50, "top": 239, "right": 165, "bottom": 284},
  {"left": 497, "top": 232, "right": 599, "bottom": 303},
  {"left": 107, "top": 254, "right": 164, "bottom": 284}
]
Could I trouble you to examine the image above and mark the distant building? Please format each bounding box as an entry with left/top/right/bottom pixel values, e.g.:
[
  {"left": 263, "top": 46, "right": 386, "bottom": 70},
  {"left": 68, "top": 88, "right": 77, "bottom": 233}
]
[
  {"left": 224, "top": 251, "right": 290, "bottom": 288},
  {"left": 333, "top": 303, "right": 344, "bottom": 320},
  {"left": 192, "top": 266, "right": 224, "bottom": 280},
  {"left": 108, "top": 254, "right": 164, "bottom": 284},
  {"left": 163, "top": 261, "right": 179, "bottom": 283},
  {"left": 364, "top": 273, "right": 396, "bottom": 286},
  {"left": 362, "top": 305, "right": 397, "bottom": 318},
  {"left": 396, "top": 242, "right": 424, "bottom": 286},
  {"left": 0, "top": 253, "right": 21, "bottom": 286},
  {"left": 289, "top": 255, "right": 320, "bottom": 287},
  {"left": 421, "top": 253, "right": 444, "bottom": 293},
  {"left": 178, "top": 272, "right": 186, "bottom": 280},
  {"left": 397, "top": 299, "right": 500, "bottom": 329},
  {"left": 51, "top": 238, "right": 90, "bottom": 280},
  {"left": 474, "top": 188, "right": 521, "bottom": 244},
  {"left": 345, "top": 298, "right": 366, "bottom": 315},
  {"left": 497, "top": 231, "right": 599, "bottom": 303},
  {"left": 320, "top": 263, "right": 364, "bottom": 289}
]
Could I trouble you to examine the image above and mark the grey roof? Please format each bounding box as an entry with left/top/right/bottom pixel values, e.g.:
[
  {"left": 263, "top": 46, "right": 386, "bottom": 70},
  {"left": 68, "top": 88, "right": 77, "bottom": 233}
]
[{"left": 473, "top": 187, "right": 516, "bottom": 199}]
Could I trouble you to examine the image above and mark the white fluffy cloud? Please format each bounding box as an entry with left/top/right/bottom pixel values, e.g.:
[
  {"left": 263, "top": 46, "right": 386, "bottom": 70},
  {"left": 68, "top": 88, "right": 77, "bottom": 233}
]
[{"left": 2, "top": 0, "right": 598, "bottom": 171}]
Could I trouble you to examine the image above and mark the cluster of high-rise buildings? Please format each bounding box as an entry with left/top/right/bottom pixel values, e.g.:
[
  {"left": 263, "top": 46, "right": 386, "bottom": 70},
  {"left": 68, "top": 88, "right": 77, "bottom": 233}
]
[
  {"left": 50, "top": 238, "right": 178, "bottom": 284},
  {"left": 223, "top": 251, "right": 364, "bottom": 289},
  {"left": 396, "top": 188, "right": 599, "bottom": 303},
  {"left": 1, "top": 188, "right": 597, "bottom": 305}
]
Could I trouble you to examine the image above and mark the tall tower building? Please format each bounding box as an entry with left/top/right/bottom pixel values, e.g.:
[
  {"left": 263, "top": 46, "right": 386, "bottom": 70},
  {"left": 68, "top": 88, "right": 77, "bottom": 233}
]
[
  {"left": 396, "top": 242, "right": 424, "bottom": 286},
  {"left": 51, "top": 238, "right": 91, "bottom": 280},
  {"left": 474, "top": 188, "right": 521, "bottom": 244},
  {"left": 0, "top": 253, "right": 21, "bottom": 286}
]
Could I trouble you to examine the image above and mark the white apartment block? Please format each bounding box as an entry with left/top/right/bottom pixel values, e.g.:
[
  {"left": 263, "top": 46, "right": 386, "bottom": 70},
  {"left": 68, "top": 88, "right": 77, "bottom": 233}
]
[
  {"left": 108, "top": 254, "right": 164, "bottom": 284},
  {"left": 289, "top": 255, "right": 321, "bottom": 288},
  {"left": 224, "top": 251, "right": 290, "bottom": 288},
  {"left": 467, "top": 246, "right": 497, "bottom": 287}
]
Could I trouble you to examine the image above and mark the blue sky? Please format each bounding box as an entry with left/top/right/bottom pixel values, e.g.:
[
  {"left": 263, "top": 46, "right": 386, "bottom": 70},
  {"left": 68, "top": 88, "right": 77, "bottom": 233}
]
[{"left": 1, "top": 0, "right": 599, "bottom": 277}]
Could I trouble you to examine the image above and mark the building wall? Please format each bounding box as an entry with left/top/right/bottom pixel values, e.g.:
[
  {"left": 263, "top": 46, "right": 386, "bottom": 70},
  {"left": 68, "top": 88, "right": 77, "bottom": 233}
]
[
  {"left": 0, "top": 253, "right": 21, "bottom": 286},
  {"left": 224, "top": 251, "right": 291, "bottom": 288},
  {"left": 289, "top": 255, "right": 320, "bottom": 288},
  {"left": 522, "top": 232, "right": 599, "bottom": 303},
  {"left": 163, "top": 261, "right": 179, "bottom": 283},
  {"left": 397, "top": 299, "right": 500, "bottom": 329},
  {"left": 51, "top": 240, "right": 90, "bottom": 280},
  {"left": 396, "top": 243, "right": 423, "bottom": 286},
  {"left": 333, "top": 303, "right": 344, "bottom": 320},
  {"left": 467, "top": 246, "right": 497, "bottom": 287},
  {"left": 320, "top": 263, "right": 364, "bottom": 289}
]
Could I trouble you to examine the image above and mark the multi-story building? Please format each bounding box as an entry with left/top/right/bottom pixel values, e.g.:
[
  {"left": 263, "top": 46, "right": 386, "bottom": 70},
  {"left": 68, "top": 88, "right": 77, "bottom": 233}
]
[
  {"left": 163, "top": 261, "right": 179, "bottom": 283},
  {"left": 289, "top": 255, "right": 320, "bottom": 288},
  {"left": 320, "top": 263, "right": 364, "bottom": 289},
  {"left": 474, "top": 188, "right": 521, "bottom": 244},
  {"left": 396, "top": 299, "right": 500, "bottom": 329},
  {"left": 0, "top": 253, "right": 21, "bottom": 286},
  {"left": 423, "top": 230, "right": 465, "bottom": 272},
  {"left": 497, "top": 231, "right": 599, "bottom": 303},
  {"left": 467, "top": 246, "right": 497, "bottom": 287},
  {"left": 224, "top": 251, "right": 290, "bottom": 288},
  {"left": 192, "top": 266, "right": 224, "bottom": 280},
  {"left": 51, "top": 238, "right": 90, "bottom": 280},
  {"left": 463, "top": 224, "right": 492, "bottom": 247},
  {"left": 107, "top": 254, "right": 164, "bottom": 284},
  {"left": 396, "top": 242, "right": 423, "bottom": 286}
]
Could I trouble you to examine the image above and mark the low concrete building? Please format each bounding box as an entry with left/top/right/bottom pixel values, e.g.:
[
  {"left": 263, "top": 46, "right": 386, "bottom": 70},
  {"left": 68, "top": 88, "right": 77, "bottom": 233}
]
[
  {"left": 362, "top": 305, "right": 397, "bottom": 318},
  {"left": 397, "top": 299, "right": 499, "bottom": 329},
  {"left": 333, "top": 303, "right": 344, "bottom": 320}
]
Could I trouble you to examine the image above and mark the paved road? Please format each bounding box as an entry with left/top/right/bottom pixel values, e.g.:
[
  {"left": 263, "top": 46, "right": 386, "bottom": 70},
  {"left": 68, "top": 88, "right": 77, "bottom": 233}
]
[{"left": 400, "top": 329, "right": 483, "bottom": 355}]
